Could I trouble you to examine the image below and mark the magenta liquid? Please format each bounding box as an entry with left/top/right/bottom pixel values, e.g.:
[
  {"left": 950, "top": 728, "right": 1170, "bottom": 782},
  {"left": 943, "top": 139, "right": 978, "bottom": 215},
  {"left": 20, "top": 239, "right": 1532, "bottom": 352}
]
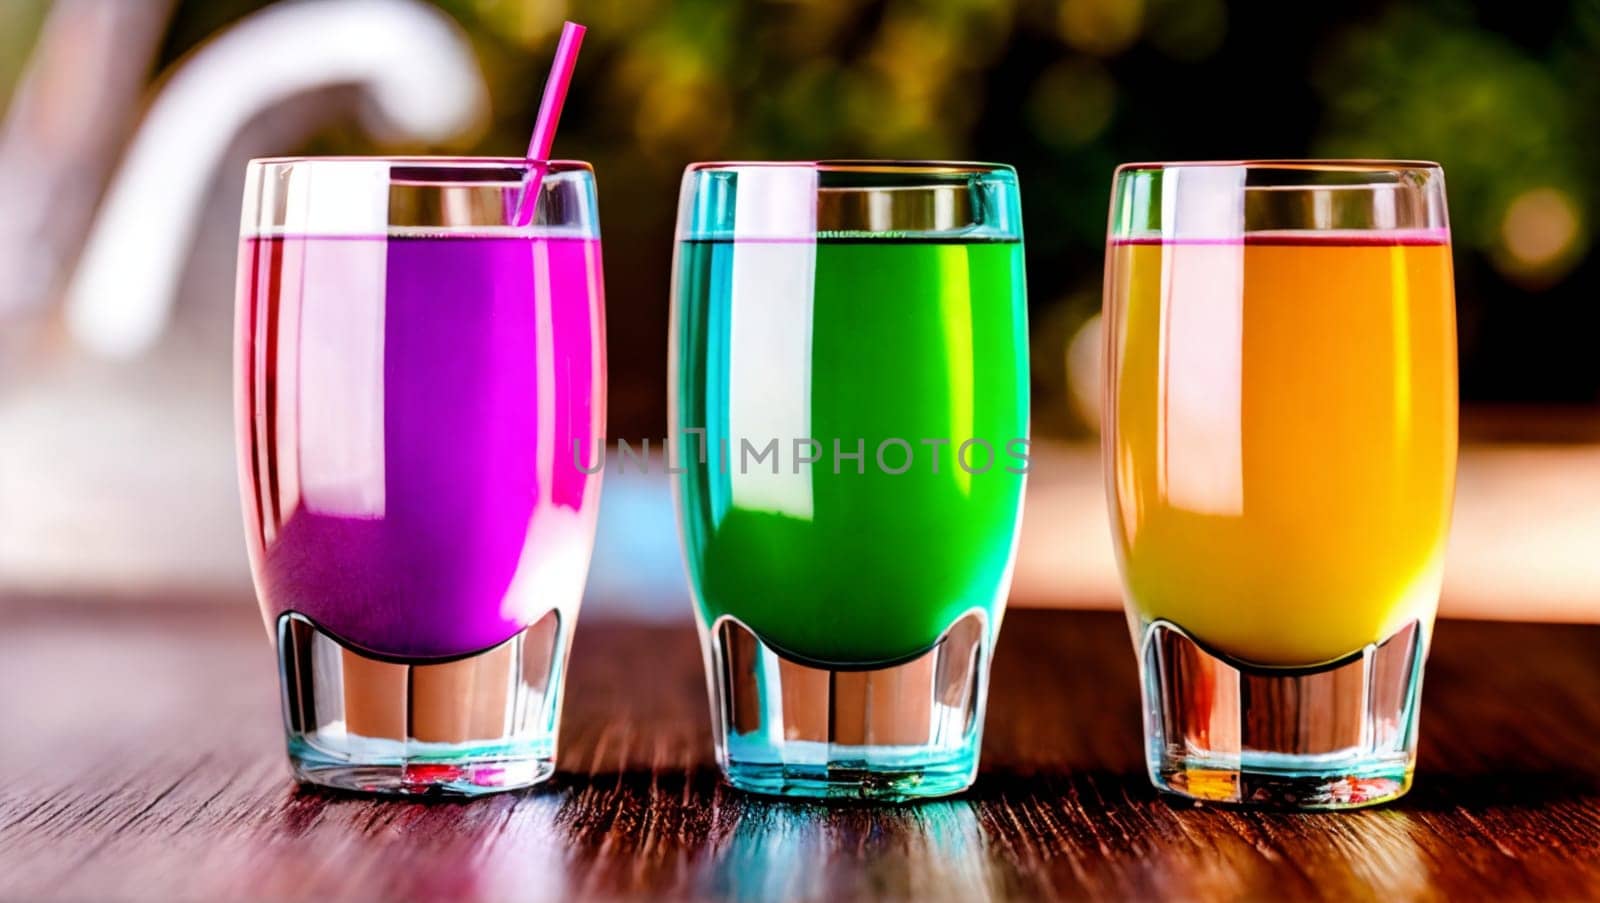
[{"left": 235, "top": 234, "right": 605, "bottom": 660}]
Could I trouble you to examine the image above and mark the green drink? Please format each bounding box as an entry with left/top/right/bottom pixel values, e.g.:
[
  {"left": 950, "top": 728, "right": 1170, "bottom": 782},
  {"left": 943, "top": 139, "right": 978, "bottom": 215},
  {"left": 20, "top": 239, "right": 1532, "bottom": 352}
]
[
  {"left": 674, "top": 238, "right": 1028, "bottom": 665},
  {"left": 670, "top": 162, "right": 1028, "bottom": 800}
]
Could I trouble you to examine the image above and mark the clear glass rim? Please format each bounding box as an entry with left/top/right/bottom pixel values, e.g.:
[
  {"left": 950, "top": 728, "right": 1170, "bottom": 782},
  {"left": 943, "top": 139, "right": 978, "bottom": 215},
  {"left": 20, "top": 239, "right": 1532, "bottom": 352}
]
[
  {"left": 1114, "top": 159, "right": 1441, "bottom": 176},
  {"left": 685, "top": 159, "right": 1014, "bottom": 176},
  {"left": 247, "top": 156, "right": 593, "bottom": 174},
  {"left": 1109, "top": 158, "right": 1449, "bottom": 239},
  {"left": 241, "top": 156, "right": 598, "bottom": 237}
]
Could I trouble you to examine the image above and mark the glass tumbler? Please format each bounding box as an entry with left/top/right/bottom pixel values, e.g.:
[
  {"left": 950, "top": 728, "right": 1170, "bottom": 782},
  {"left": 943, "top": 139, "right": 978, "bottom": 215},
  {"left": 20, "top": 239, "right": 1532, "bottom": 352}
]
[
  {"left": 670, "top": 162, "right": 1029, "bottom": 800},
  {"left": 235, "top": 158, "right": 606, "bottom": 795},
  {"left": 1103, "top": 161, "right": 1457, "bottom": 808}
]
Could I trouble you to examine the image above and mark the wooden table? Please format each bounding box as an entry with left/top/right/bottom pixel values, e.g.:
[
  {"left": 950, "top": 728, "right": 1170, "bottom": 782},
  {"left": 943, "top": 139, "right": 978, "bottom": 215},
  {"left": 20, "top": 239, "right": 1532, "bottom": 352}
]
[{"left": 1, "top": 598, "right": 1597, "bottom": 901}]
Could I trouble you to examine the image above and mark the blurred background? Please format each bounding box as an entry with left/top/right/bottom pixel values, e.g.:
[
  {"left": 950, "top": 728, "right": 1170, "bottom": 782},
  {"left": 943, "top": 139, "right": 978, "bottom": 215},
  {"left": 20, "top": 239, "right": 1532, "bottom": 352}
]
[{"left": 2, "top": 0, "right": 1598, "bottom": 620}]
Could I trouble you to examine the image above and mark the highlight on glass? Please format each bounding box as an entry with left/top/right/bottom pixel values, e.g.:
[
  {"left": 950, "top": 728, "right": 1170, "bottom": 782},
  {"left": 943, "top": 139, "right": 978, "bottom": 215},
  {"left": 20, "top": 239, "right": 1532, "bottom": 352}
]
[
  {"left": 669, "top": 161, "right": 1029, "bottom": 801},
  {"left": 234, "top": 158, "right": 606, "bottom": 795},
  {"left": 1102, "top": 160, "right": 1457, "bottom": 808}
]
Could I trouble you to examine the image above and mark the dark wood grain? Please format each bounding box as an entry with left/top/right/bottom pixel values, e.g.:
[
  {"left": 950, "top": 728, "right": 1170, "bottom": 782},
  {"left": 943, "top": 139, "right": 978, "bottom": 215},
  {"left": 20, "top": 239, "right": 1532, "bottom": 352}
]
[{"left": 0, "top": 597, "right": 1597, "bottom": 902}]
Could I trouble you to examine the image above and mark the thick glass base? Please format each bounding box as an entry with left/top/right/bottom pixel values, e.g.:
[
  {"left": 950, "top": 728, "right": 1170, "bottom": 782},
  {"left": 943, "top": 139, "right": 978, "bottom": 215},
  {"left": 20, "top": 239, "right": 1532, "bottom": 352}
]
[
  {"left": 702, "top": 611, "right": 991, "bottom": 802},
  {"left": 1139, "top": 618, "right": 1426, "bottom": 810},
  {"left": 276, "top": 610, "right": 567, "bottom": 797}
]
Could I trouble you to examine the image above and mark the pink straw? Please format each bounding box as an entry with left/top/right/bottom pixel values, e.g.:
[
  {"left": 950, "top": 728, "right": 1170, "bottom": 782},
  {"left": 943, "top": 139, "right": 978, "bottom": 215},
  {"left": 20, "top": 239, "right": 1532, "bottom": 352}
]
[
  {"left": 515, "top": 21, "right": 586, "bottom": 226},
  {"left": 526, "top": 21, "right": 586, "bottom": 160}
]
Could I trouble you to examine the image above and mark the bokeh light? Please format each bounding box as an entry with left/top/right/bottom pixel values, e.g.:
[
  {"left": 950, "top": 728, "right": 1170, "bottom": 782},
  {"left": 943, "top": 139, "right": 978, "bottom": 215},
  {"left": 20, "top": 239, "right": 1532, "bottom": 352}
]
[
  {"left": 1057, "top": 0, "right": 1144, "bottom": 57},
  {"left": 464, "top": 0, "right": 567, "bottom": 47},
  {"left": 1066, "top": 312, "right": 1104, "bottom": 433},
  {"left": 1027, "top": 59, "right": 1117, "bottom": 149},
  {"left": 1499, "top": 187, "right": 1585, "bottom": 284}
]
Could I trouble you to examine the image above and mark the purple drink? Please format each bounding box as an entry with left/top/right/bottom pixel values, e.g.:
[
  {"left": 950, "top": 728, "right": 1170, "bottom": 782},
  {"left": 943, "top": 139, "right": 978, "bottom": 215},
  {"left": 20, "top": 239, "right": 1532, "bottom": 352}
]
[{"left": 235, "top": 233, "right": 605, "bottom": 660}]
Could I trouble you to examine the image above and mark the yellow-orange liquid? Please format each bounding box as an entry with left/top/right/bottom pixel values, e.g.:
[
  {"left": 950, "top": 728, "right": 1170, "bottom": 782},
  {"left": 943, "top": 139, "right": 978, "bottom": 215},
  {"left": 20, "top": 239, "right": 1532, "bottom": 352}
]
[{"left": 1106, "top": 235, "right": 1456, "bottom": 666}]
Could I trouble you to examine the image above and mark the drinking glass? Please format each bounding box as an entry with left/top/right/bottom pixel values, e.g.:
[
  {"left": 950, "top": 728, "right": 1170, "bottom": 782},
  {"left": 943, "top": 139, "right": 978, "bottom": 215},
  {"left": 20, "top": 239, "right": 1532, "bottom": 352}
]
[
  {"left": 1102, "top": 161, "right": 1457, "bottom": 808},
  {"left": 235, "top": 158, "right": 605, "bottom": 795},
  {"left": 670, "top": 161, "right": 1029, "bottom": 800}
]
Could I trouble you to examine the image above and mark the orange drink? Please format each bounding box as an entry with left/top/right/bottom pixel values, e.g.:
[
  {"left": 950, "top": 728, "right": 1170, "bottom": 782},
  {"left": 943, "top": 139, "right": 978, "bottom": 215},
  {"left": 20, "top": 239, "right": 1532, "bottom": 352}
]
[
  {"left": 1102, "top": 161, "right": 1457, "bottom": 809},
  {"left": 1106, "top": 233, "right": 1456, "bottom": 666}
]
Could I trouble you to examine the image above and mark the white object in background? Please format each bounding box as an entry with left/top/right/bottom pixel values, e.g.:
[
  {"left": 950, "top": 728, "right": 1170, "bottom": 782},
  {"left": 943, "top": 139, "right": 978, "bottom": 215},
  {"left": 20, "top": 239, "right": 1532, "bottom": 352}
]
[
  {"left": 64, "top": 0, "right": 489, "bottom": 357},
  {"left": 0, "top": 0, "right": 177, "bottom": 318}
]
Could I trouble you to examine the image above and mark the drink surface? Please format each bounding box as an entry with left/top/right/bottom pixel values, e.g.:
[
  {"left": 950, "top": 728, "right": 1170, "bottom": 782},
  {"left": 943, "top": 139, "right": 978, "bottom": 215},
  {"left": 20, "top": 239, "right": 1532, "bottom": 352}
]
[
  {"left": 236, "top": 234, "right": 605, "bottom": 660},
  {"left": 674, "top": 237, "right": 1029, "bottom": 667},
  {"left": 1106, "top": 233, "right": 1457, "bottom": 666}
]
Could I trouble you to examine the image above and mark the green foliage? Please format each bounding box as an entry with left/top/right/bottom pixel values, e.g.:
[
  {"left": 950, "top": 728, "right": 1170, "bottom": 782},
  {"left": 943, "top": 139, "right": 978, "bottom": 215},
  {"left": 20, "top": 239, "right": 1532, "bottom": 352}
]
[{"left": 1314, "top": 7, "right": 1589, "bottom": 255}]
